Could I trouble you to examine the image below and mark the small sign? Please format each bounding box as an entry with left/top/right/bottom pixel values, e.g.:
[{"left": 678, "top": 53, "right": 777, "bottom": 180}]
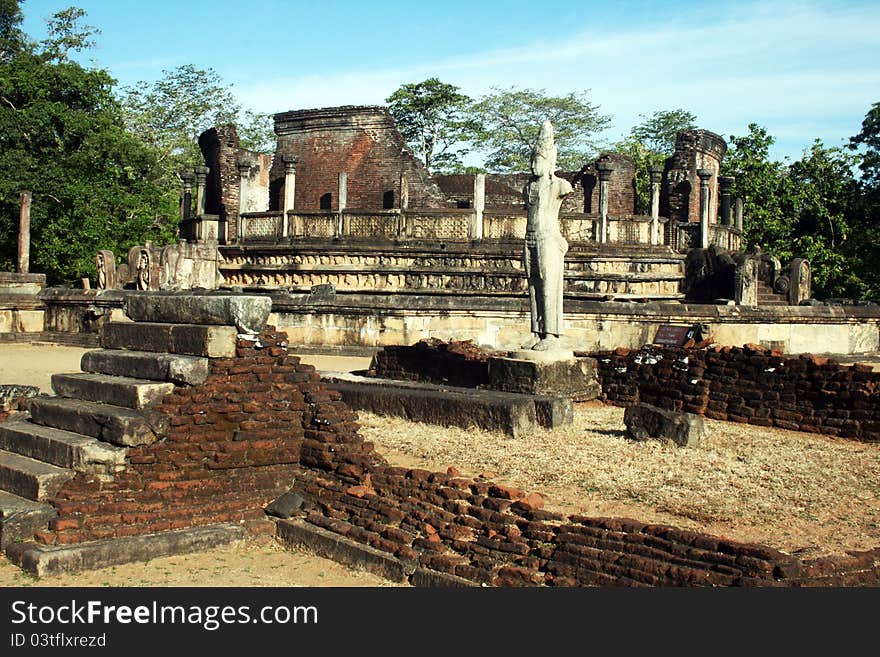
[{"left": 653, "top": 324, "right": 696, "bottom": 347}]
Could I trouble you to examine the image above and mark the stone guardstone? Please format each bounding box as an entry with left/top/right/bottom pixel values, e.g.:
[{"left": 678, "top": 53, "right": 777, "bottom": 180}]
[
  {"left": 623, "top": 403, "right": 707, "bottom": 447},
  {"left": 488, "top": 355, "right": 600, "bottom": 401}
]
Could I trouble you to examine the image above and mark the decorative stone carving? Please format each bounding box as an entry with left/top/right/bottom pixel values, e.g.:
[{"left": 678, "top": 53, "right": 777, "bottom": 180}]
[
  {"left": 789, "top": 258, "right": 811, "bottom": 305},
  {"left": 135, "top": 248, "right": 151, "bottom": 290},
  {"left": 521, "top": 121, "right": 573, "bottom": 352},
  {"left": 95, "top": 250, "right": 117, "bottom": 290},
  {"left": 734, "top": 256, "right": 759, "bottom": 307}
]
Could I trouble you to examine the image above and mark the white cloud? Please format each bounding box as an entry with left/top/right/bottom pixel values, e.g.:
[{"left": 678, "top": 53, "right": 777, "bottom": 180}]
[{"left": 232, "top": 1, "right": 879, "bottom": 159}]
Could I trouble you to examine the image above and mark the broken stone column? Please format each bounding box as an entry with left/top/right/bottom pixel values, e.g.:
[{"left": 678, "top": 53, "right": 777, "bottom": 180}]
[
  {"left": 597, "top": 162, "right": 613, "bottom": 244},
  {"left": 399, "top": 172, "right": 409, "bottom": 210},
  {"left": 282, "top": 155, "right": 297, "bottom": 238},
  {"left": 734, "top": 197, "right": 744, "bottom": 232},
  {"left": 236, "top": 160, "right": 251, "bottom": 242},
  {"left": 194, "top": 166, "right": 209, "bottom": 216},
  {"left": 719, "top": 175, "right": 734, "bottom": 226},
  {"left": 180, "top": 172, "right": 194, "bottom": 223},
  {"left": 472, "top": 173, "right": 485, "bottom": 240},
  {"left": 337, "top": 172, "right": 348, "bottom": 238},
  {"left": 697, "top": 168, "right": 713, "bottom": 249},
  {"left": 18, "top": 191, "right": 31, "bottom": 274},
  {"left": 648, "top": 165, "right": 663, "bottom": 245}
]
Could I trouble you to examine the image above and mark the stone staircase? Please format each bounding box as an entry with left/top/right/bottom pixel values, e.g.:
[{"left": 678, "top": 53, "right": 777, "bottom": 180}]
[
  {"left": 0, "top": 293, "right": 270, "bottom": 560},
  {"left": 757, "top": 281, "right": 788, "bottom": 307}
]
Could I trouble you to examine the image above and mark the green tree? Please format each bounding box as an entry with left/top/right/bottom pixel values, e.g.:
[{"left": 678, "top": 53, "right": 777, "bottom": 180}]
[
  {"left": 386, "top": 78, "right": 474, "bottom": 173},
  {"left": 721, "top": 124, "right": 795, "bottom": 258},
  {"left": 0, "top": 3, "right": 176, "bottom": 282},
  {"left": 40, "top": 6, "right": 99, "bottom": 62},
  {"left": 630, "top": 109, "right": 697, "bottom": 154},
  {"left": 469, "top": 87, "right": 611, "bottom": 172},
  {"left": 0, "top": 0, "right": 25, "bottom": 62},
  {"left": 850, "top": 101, "right": 880, "bottom": 189}
]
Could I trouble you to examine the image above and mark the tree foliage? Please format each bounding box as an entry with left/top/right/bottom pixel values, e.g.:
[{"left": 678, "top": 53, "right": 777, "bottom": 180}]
[
  {"left": 630, "top": 109, "right": 697, "bottom": 154},
  {"left": 469, "top": 87, "right": 611, "bottom": 172},
  {"left": 386, "top": 78, "right": 474, "bottom": 173},
  {"left": 0, "top": 2, "right": 176, "bottom": 283}
]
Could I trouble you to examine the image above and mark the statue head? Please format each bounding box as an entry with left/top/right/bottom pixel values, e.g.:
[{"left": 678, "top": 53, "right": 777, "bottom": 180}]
[{"left": 531, "top": 120, "right": 557, "bottom": 177}]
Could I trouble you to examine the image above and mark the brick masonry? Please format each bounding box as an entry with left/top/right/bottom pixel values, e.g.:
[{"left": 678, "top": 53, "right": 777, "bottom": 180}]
[
  {"left": 25, "top": 334, "right": 880, "bottom": 585},
  {"left": 589, "top": 344, "right": 880, "bottom": 442},
  {"left": 270, "top": 106, "right": 447, "bottom": 211}
]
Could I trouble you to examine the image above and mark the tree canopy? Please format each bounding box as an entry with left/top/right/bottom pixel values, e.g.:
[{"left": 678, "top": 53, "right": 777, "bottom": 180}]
[
  {"left": 386, "top": 77, "right": 475, "bottom": 173},
  {"left": 0, "top": 2, "right": 176, "bottom": 282},
  {"left": 468, "top": 87, "right": 612, "bottom": 172}
]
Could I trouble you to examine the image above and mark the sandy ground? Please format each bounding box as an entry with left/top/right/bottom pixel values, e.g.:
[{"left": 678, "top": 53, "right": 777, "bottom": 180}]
[{"left": 2, "top": 342, "right": 878, "bottom": 586}]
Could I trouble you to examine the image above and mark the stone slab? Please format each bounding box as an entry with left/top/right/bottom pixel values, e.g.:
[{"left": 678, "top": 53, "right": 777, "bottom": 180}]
[
  {"left": 27, "top": 397, "right": 167, "bottom": 447},
  {"left": 101, "top": 321, "right": 237, "bottom": 358},
  {"left": 275, "top": 518, "right": 407, "bottom": 583},
  {"left": 488, "top": 356, "right": 601, "bottom": 401},
  {"left": 6, "top": 523, "right": 248, "bottom": 577},
  {"left": 623, "top": 402, "right": 707, "bottom": 447},
  {"left": 124, "top": 293, "right": 272, "bottom": 334},
  {"left": 52, "top": 372, "right": 175, "bottom": 409},
  {"left": 0, "top": 491, "right": 57, "bottom": 550},
  {"left": 0, "top": 419, "right": 126, "bottom": 475},
  {"left": 0, "top": 272, "right": 46, "bottom": 296},
  {"left": 0, "top": 449, "right": 74, "bottom": 501},
  {"left": 81, "top": 349, "right": 209, "bottom": 386},
  {"left": 411, "top": 567, "right": 481, "bottom": 588},
  {"left": 322, "top": 371, "right": 573, "bottom": 436}
]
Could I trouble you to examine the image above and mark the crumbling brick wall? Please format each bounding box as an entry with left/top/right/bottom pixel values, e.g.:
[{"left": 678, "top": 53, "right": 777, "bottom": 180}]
[
  {"left": 575, "top": 153, "right": 637, "bottom": 215},
  {"left": 270, "top": 106, "right": 447, "bottom": 211},
  {"left": 30, "top": 334, "right": 880, "bottom": 586},
  {"left": 368, "top": 339, "right": 495, "bottom": 388},
  {"left": 590, "top": 345, "right": 880, "bottom": 442},
  {"left": 661, "top": 130, "right": 727, "bottom": 223}
]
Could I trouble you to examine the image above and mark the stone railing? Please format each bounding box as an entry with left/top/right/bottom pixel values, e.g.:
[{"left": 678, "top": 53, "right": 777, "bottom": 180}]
[
  {"left": 234, "top": 208, "right": 693, "bottom": 249},
  {"left": 240, "top": 211, "right": 284, "bottom": 242}
]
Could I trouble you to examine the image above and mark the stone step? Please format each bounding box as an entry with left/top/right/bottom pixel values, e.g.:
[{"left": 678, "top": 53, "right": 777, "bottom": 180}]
[
  {"left": 27, "top": 397, "right": 167, "bottom": 447},
  {"left": 6, "top": 522, "right": 248, "bottom": 577},
  {"left": 124, "top": 293, "right": 272, "bottom": 334},
  {"left": 0, "top": 420, "right": 126, "bottom": 475},
  {"left": 81, "top": 349, "right": 210, "bottom": 386},
  {"left": 101, "top": 321, "right": 237, "bottom": 358},
  {"left": 0, "top": 450, "right": 74, "bottom": 501},
  {"left": 52, "top": 372, "right": 174, "bottom": 410},
  {"left": 0, "top": 490, "right": 57, "bottom": 550}
]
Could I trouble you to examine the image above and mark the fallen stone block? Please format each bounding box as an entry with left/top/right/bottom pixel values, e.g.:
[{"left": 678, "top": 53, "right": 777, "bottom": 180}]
[
  {"left": 124, "top": 292, "right": 272, "bottom": 334},
  {"left": 624, "top": 403, "right": 707, "bottom": 447}
]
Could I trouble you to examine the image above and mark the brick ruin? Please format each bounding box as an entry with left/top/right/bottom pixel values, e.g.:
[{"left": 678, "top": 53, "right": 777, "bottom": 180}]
[{"left": 2, "top": 295, "right": 877, "bottom": 585}]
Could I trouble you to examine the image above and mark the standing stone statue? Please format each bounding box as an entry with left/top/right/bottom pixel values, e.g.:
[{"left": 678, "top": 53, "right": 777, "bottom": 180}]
[
  {"left": 522, "top": 120, "right": 573, "bottom": 351},
  {"left": 95, "top": 250, "right": 117, "bottom": 290},
  {"left": 136, "top": 248, "right": 151, "bottom": 291}
]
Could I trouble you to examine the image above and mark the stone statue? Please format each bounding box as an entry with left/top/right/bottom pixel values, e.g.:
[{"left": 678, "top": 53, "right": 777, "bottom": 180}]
[
  {"left": 95, "top": 250, "right": 116, "bottom": 290},
  {"left": 522, "top": 120, "right": 573, "bottom": 351},
  {"left": 136, "top": 249, "right": 151, "bottom": 291}
]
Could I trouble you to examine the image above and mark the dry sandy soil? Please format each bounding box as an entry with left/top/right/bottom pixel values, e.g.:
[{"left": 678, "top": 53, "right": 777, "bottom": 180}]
[{"left": 1, "top": 342, "right": 879, "bottom": 586}]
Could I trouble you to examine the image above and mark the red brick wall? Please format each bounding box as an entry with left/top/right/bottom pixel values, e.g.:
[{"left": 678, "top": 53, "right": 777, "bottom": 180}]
[
  {"left": 591, "top": 344, "right": 880, "bottom": 442},
  {"left": 575, "top": 153, "right": 637, "bottom": 215},
  {"left": 661, "top": 130, "right": 727, "bottom": 223},
  {"left": 270, "top": 106, "right": 447, "bottom": 211}
]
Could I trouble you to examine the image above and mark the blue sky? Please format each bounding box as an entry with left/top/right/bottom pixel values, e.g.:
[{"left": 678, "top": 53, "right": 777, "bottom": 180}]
[{"left": 20, "top": 0, "right": 880, "bottom": 163}]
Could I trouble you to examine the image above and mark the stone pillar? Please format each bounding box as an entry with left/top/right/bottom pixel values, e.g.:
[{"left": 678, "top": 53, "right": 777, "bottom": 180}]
[
  {"left": 194, "top": 166, "right": 209, "bottom": 216},
  {"left": 719, "top": 176, "right": 734, "bottom": 226},
  {"left": 282, "top": 155, "right": 297, "bottom": 238},
  {"left": 399, "top": 172, "right": 409, "bottom": 210},
  {"left": 236, "top": 161, "right": 251, "bottom": 242},
  {"left": 472, "top": 173, "right": 486, "bottom": 240},
  {"left": 597, "top": 162, "right": 613, "bottom": 244},
  {"left": 337, "top": 172, "right": 348, "bottom": 238},
  {"left": 697, "top": 168, "right": 713, "bottom": 249},
  {"left": 180, "top": 172, "right": 195, "bottom": 223},
  {"left": 734, "top": 197, "right": 744, "bottom": 232},
  {"left": 648, "top": 166, "right": 663, "bottom": 246},
  {"left": 17, "top": 191, "right": 31, "bottom": 274}
]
